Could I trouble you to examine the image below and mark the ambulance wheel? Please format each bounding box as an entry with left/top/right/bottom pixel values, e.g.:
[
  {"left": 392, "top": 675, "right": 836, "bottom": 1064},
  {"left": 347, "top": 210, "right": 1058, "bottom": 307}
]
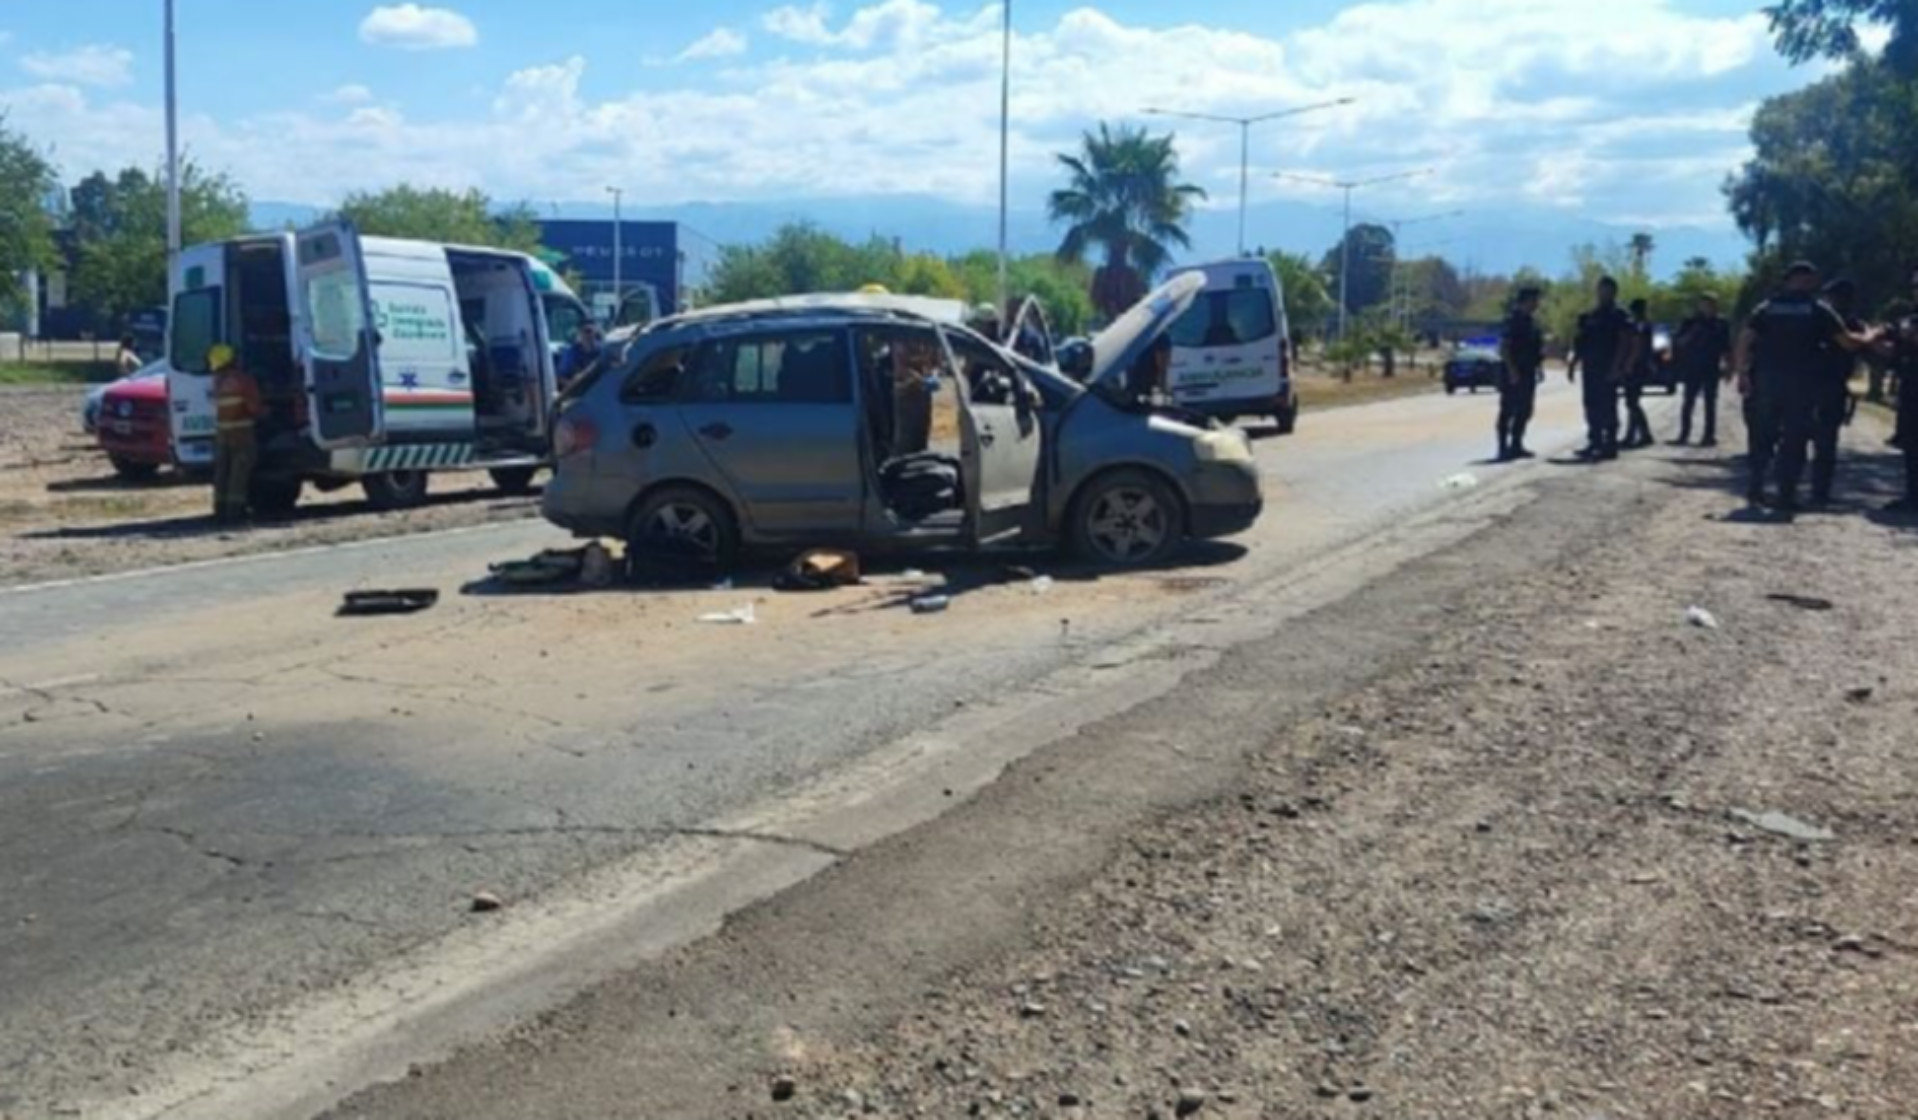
[
  {"left": 250, "top": 476, "right": 303, "bottom": 517},
  {"left": 363, "top": 470, "right": 429, "bottom": 511},
  {"left": 109, "top": 454, "right": 161, "bottom": 482},
  {"left": 489, "top": 467, "right": 538, "bottom": 496},
  {"left": 1274, "top": 404, "right": 1297, "bottom": 435}
]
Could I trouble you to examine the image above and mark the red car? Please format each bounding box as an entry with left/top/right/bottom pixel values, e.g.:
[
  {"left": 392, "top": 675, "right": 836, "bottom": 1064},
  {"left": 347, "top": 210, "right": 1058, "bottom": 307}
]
[{"left": 96, "top": 368, "right": 173, "bottom": 479}]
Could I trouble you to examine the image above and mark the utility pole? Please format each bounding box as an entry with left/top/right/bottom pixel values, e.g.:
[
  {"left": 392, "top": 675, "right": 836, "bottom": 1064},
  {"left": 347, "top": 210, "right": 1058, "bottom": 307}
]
[
  {"left": 996, "top": 0, "right": 1012, "bottom": 316},
  {"left": 164, "top": 0, "right": 181, "bottom": 297},
  {"left": 1273, "top": 168, "right": 1431, "bottom": 341},
  {"left": 1143, "top": 98, "right": 1354, "bottom": 258},
  {"left": 606, "top": 186, "right": 624, "bottom": 318}
]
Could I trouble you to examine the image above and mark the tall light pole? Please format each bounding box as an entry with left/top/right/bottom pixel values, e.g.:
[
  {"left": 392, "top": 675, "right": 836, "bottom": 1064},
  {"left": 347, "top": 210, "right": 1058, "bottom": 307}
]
[
  {"left": 996, "top": 0, "right": 1012, "bottom": 316},
  {"left": 606, "top": 186, "right": 624, "bottom": 316},
  {"left": 1274, "top": 168, "right": 1430, "bottom": 341},
  {"left": 1143, "top": 98, "right": 1355, "bottom": 257},
  {"left": 163, "top": 0, "right": 181, "bottom": 296}
]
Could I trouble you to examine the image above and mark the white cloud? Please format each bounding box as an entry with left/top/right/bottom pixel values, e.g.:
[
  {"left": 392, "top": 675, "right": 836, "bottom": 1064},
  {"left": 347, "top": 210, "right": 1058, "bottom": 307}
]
[
  {"left": 358, "top": 4, "right": 477, "bottom": 51},
  {"left": 323, "top": 83, "right": 376, "bottom": 105},
  {"left": 0, "top": 0, "right": 1797, "bottom": 241},
  {"left": 20, "top": 43, "right": 133, "bottom": 87},
  {"left": 677, "top": 27, "right": 749, "bottom": 62}
]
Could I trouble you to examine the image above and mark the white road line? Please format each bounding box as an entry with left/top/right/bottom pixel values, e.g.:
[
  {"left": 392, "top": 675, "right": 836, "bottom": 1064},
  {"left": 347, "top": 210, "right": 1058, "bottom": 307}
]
[{"left": 0, "top": 521, "right": 546, "bottom": 600}]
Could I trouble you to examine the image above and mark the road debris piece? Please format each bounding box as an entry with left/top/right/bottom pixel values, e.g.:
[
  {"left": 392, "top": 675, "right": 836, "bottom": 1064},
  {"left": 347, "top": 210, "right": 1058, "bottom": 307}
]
[
  {"left": 774, "top": 549, "right": 863, "bottom": 592},
  {"left": 1685, "top": 606, "right": 1720, "bottom": 630},
  {"left": 1767, "top": 592, "right": 1835, "bottom": 611},
  {"left": 1729, "top": 808, "right": 1836, "bottom": 843},
  {"left": 470, "top": 890, "right": 504, "bottom": 913},
  {"left": 579, "top": 542, "right": 617, "bottom": 588},
  {"left": 1029, "top": 575, "right": 1056, "bottom": 594},
  {"left": 1440, "top": 472, "right": 1480, "bottom": 491},
  {"left": 337, "top": 588, "right": 439, "bottom": 616},
  {"left": 699, "top": 604, "right": 758, "bottom": 625},
  {"left": 770, "top": 1073, "right": 798, "bottom": 1102},
  {"left": 489, "top": 546, "right": 602, "bottom": 588},
  {"left": 910, "top": 594, "right": 952, "bottom": 615}
]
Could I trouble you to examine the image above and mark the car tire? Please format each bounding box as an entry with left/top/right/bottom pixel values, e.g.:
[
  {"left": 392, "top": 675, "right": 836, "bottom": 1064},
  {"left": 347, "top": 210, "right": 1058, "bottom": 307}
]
[
  {"left": 1274, "top": 404, "right": 1297, "bottom": 435},
  {"left": 489, "top": 466, "right": 539, "bottom": 495},
  {"left": 108, "top": 454, "right": 161, "bottom": 482},
  {"left": 1445, "top": 384, "right": 1457, "bottom": 395},
  {"left": 250, "top": 475, "right": 303, "bottom": 517},
  {"left": 1070, "top": 468, "right": 1185, "bottom": 569},
  {"left": 362, "top": 470, "right": 430, "bottom": 511},
  {"left": 628, "top": 485, "right": 740, "bottom": 573}
]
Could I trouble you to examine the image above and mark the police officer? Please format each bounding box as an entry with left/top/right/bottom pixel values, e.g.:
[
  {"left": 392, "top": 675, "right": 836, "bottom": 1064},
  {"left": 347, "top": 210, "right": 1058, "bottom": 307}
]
[
  {"left": 209, "top": 344, "right": 265, "bottom": 524},
  {"left": 1622, "top": 298, "right": 1656, "bottom": 449},
  {"left": 1672, "top": 294, "right": 1731, "bottom": 446},
  {"left": 1497, "top": 285, "right": 1544, "bottom": 462},
  {"left": 1879, "top": 267, "right": 1918, "bottom": 514},
  {"left": 1568, "top": 276, "right": 1633, "bottom": 460},
  {"left": 1734, "top": 261, "right": 1876, "bottom": 512},
  {"left": 1809, "top": 278, "right": 1864, "bottom": 506}
]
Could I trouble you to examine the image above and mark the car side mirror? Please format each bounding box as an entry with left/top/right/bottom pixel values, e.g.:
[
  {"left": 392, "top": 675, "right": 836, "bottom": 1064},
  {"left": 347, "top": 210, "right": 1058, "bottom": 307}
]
[{"left": 1057, "top": 338, "right": 1093, "bottom": 381}]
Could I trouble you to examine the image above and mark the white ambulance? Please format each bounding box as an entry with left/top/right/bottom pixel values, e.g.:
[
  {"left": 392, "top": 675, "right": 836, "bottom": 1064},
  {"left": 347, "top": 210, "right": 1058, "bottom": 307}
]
[
  {"left": 1163, "top": 258, "right": 1297, "bottom": 433},
  {"left": 166, "top": 221, "right": 589, "bottom": 512}
]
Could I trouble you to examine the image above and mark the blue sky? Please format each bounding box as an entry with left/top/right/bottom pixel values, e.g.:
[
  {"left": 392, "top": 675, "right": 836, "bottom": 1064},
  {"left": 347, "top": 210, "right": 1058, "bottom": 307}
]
[{"left": 0, "top": 0, "right": 1850, "bottom": 250}]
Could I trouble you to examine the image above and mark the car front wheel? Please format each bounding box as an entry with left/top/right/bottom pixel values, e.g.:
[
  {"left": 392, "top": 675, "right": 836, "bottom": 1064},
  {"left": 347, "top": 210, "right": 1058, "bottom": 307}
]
[{"left": 1070, "top": 469, "right": 1184, "bottom": 569}]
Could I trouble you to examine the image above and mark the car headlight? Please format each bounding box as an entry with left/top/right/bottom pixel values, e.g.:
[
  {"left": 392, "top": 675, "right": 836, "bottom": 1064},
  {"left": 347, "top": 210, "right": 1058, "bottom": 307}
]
[{"left": 1194, "top": 430, "right": 1255, "bottom": 464}]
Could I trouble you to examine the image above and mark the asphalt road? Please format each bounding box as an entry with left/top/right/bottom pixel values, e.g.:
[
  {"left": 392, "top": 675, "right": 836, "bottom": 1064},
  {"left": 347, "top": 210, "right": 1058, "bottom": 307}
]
[{"left": 0, "top": 381, "right": 1593, "bottom": 1119}]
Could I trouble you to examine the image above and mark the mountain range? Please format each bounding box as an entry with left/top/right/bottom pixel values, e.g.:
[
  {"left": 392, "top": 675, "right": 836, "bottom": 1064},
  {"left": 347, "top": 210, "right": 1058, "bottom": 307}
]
[{"left": 251, "top": 195, "right": 1754, "bottom": 282}]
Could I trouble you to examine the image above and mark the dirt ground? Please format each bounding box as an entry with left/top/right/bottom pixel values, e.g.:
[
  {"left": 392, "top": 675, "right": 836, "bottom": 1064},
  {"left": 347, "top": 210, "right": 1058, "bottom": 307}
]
[
  {"left": 769, "top": 448, "right": 1918, "bottom": 1117},
  {"left": 0, "top": 387, "right": 543, "bottom": 586}
]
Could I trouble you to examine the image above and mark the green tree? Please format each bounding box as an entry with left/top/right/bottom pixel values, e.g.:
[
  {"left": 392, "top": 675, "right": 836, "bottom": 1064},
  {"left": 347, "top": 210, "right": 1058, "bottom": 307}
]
[
  {"left": 337, "top": 184, "right": 542, "bottom": 254},
  {"left": 1320, "top": 223, "right": 1396, "bottom": 316},
  {"left": 1267, "top": 250, "right": 1333, "bottom": 340},
  {"left": 0, "top": 119, "right": 57, "bottom": 315},
  {"left": 1394, "top": 255, "right": 1470, "bottom": 328},
  {"left": 69, "top": 163, "right": 250, "bottom": 325},
  {"left": 1628, "top": 231, "right": 1656, "bottom": 279},
  {"left": 949, "top": 250, "right": 1098, "bottom": 337},
  {"left": 1048, "top": 122, "right": 1207, "bottom": 321},
  {"left": 1766, "top": 0, "right": 1918, "bottom": 75}
]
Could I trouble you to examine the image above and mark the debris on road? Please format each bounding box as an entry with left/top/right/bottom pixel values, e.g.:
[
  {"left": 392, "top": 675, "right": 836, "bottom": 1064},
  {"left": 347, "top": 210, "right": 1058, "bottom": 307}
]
[
  {"left": 698, "top": 604, "right": 758, "bottom": 625},
  {"left": 1685, "top": 605, "right": 1719, "bottom": 630},
  {"left": 770, "top": 1073, "right": 798, "bottom": 1102},
  {"left": 337, "top": 588, "right": 439, "bottom": 616},
  {"left": 579, "top": 542, "right": 617, "bottom": 588},
  {"left": 1767, "top": 592, "right": 1835, "bottom": 611},
  {"left": 773, "top": 549, "right": 863, "bottom": 592},
  {"left": 1440, "top": 471, "right": 1480, "bottom": 491},
  {"left": 470, "top": 890, "right": 504, "bottom": 913},
  {"left": 1729, "top": 808, "right": 1836, "bottom": 843},
  {"left": 910, "top": 594, "right": 951, "bottom": 615}
]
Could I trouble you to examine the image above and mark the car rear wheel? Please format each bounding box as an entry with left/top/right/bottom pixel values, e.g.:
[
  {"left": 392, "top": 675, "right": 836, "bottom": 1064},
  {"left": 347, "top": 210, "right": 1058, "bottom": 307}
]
[
  {"left": 489, "top": 467, "right": 539, "bottom": 496},
  {"left": 363, "top": 470, "right": 430, "bottom": 511},
  {"left": 1070, "top": 469, "right": 1184, "bottom": 569},
  {"left": 108, "top": 454, "right": 161, "bottom": 482},
  {"left": 1274, "top": 402, "right": 1297, "bottom": 435},
  {"left": 628, "top": 486, "right": 739, "bottom": 573}
]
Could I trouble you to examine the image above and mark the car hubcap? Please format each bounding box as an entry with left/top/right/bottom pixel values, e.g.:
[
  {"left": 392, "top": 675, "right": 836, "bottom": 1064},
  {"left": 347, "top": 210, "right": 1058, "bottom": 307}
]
[
  {"left": 1087, "top": 487, "right": 1167, "bottom": 563},
  {"left": 645, "top": 503, "right": 718, "bottom": 558}
]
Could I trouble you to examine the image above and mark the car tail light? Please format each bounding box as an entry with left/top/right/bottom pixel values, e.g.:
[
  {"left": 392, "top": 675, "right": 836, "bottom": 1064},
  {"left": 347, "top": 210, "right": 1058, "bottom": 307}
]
[{"left": 553, "top": 416, "right": 598, "bottom": 458}]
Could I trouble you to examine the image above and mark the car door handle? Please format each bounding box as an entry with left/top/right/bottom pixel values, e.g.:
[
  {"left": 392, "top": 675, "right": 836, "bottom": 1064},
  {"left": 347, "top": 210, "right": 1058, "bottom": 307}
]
[
  {"left": 978, "top": 427, "right": 996, "bottom": 447},
  {"left": 632, "top": 423, "right": 657, "bottom": 449},
  {"left": 698, "top": 422, "right": 734, "bottom": 441}
]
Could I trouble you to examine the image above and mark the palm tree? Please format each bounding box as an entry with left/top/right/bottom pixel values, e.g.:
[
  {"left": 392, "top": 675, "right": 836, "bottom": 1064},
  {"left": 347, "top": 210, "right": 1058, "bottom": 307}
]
[
  {"left": 1628, "top": 231, "right": 1656, "bottom": 277},
  {"left": 1049, "top": 123, "right": 1207, "bottom": 322}
]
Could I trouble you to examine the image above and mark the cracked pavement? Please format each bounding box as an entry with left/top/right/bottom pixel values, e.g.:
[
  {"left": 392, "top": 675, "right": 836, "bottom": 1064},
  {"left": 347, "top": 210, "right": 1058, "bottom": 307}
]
[{"left": 0, "top": 384, "right": 1591, "bottom": 1117}]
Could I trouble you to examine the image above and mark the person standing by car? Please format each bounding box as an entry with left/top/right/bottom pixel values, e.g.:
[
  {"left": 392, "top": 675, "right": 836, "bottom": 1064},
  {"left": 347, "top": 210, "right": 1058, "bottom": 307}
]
[
  {"left": 1672, "top": 294, "right": 1731, "bottom": 446},
  {"left": 1734, "top": 261, "right": 1876, "bottom": 512},
  {"left": 210, "top": 344, "right": 265, "bottom": 524},
  {"left": 1880, "top": 270, "right": 1918, "bottom": 514},
  {"left": 1568, "top": 277, "right": 1633, "bottom": 460},
  {"left": 557, "top": 321, "right": 603, "bottom": 389},
  {"left": 1621, "top": 299, "right": 1656, "bottom": 449},
  {"left": 114, "top": 333, "right": 143, "bottom": 378},
  {"left": 1808, "top": 278, "right": 1865, "bottom": 506},
  {"left": 1496, "top": 286, "right": 1544, "bottom": 462}
]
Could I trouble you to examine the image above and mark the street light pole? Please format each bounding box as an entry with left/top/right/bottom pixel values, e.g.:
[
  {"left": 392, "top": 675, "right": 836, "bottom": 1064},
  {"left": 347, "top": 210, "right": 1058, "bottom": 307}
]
[
  {"left": 1143, "top": 98, "right": 1355, "bottom": 258},
  {"left": 1273, "top": 168, "right": 1431, "bottom": 341},
  {"left": 163, "top": 0, "right": 181, "bottom": 297},
  {"left": 996, "top": 0, "right": 1012, "bottom": 315},
  {"left": 606, "top": 186, "right": 624, "bottom": 317}
]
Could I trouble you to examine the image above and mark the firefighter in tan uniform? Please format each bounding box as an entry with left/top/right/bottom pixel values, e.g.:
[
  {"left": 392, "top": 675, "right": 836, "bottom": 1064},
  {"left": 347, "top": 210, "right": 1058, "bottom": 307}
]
[{"left": 209, "top": 344, "right": 265, "bottom": 524}]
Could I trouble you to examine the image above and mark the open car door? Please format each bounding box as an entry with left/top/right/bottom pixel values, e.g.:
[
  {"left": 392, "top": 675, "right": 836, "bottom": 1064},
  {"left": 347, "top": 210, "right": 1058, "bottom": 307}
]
[
  {"left": 295, "top": 221, "right": 384, "bottom": 449},
  {"left": 1007, "top": 296, "right": 1056, "bottom": 368},
  {"left": 949, "top": 327, "right": 1042, "bottom": 546}
]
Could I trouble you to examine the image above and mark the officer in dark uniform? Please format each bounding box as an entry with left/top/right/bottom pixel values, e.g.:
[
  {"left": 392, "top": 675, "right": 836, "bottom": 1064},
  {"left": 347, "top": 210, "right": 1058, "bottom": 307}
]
[
  {"left": 1735, "top": 261, "right": 1876, "bottom": 512},
  {"left": 1672, "top": 294, "right": 1731, "bottom": 446},
  {"left": 1569, "top": 276, "right": 1633, "bottom": 460},
  {"left": 1622, "top": 298, "right": 1656, "bottom": 449},
  {"left": 1809, "top": 278, "right": 1864, "bottom": 506},
  {"left": 1496, "top": 285, "right": 1545, "bottom": 462},
  {"left": 1879, "top": 268, "right": 1918, "bottom": 514}
]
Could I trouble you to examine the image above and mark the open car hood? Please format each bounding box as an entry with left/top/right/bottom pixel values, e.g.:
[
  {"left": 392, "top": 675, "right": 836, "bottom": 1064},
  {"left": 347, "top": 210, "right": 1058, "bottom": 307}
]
[{"left": 1088, "top": 272, "right": 1206, "bottom": 391}]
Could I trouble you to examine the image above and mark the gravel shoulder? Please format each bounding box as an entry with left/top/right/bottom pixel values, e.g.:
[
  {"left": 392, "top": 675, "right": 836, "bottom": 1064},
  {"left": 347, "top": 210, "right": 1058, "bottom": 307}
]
[
  {"left": 0, "top": 387, "right": 542, "bottom": 587},
  {"left": 330, "top": 419, "right": 1918, "bottom": 1120}
]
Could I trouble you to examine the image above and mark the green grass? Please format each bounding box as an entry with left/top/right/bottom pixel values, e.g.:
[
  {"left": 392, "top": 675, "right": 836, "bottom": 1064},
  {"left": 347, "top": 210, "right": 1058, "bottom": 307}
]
[{"left": 0, "top": 361, "right": 117, "bottom": 386}]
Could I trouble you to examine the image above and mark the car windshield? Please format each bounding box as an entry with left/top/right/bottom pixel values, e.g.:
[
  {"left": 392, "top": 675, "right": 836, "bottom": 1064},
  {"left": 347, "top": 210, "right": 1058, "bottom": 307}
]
[{"left": 1167, "top": 288, "right": 1277, "bottom": 349}]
